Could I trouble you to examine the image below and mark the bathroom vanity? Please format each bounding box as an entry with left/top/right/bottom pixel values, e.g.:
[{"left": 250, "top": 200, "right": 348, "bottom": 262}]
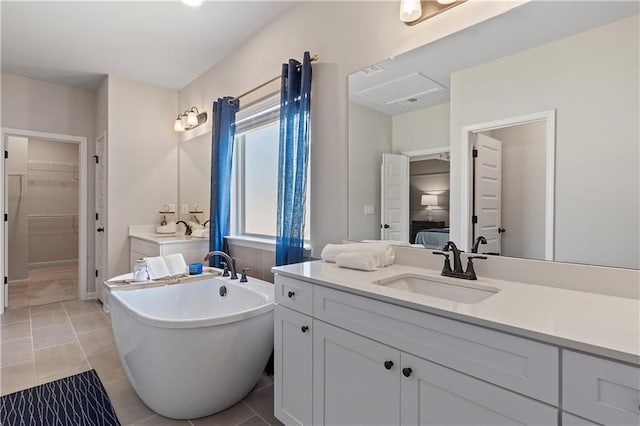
[
  {"left": 128, "top": 226, "right": 209, "bottom": 270},
  {"left": 272, "top": 260, "right": 640, "bottom": 426}
]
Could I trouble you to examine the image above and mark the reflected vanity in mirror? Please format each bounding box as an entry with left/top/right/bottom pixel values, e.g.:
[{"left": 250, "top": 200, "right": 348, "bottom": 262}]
[{"left": 348, "top": 1, "right": 639, "bottom": 269}]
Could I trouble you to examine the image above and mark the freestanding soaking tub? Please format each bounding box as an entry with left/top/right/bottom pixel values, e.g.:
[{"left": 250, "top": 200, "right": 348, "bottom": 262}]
[{"left": 109, "top": 275, "right": 274, "bottom": 419}]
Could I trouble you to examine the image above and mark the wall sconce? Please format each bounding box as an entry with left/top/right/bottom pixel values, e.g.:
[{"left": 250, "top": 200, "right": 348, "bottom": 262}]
[
  {"left": 421, "top": 194, "right": 438, "bottom": 221},
  {"left": 174, "top": 107, "right": 207, "bottom": 132},
  {"left": 400, "top": 0, "right": 466, "bottom": 26}
]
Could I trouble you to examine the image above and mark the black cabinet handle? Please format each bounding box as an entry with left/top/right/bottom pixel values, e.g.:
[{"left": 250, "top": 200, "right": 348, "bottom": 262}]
[
  {"left": 287, "top": 291, "right": 295, "bottom": 298},
  {"left": 301, "top": 325, "right": 309, "bottom": 333},
  {"left": 384, "top": 360, "right": 394, "bottom": 370},
  {"left": 402, "top": 367, "right": 412, "bottom": 378}
]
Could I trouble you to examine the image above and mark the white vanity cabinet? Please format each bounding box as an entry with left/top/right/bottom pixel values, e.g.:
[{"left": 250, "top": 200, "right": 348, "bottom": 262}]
[
  {"left": 129, "top": 235, "right": 209, "bottom": 270},
  {"left": 274, "top": 276, "right": 315, "bottom": 426}
]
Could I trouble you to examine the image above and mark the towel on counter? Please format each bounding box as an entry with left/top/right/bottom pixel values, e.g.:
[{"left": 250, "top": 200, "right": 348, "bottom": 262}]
[
  {"left": 156, "top": 221, "right": 177, "bottom": 234},
  {"left": 321, "top": 243, "right": 395, "bottom": 267},
  {"left": 361, "top": 239, "right": 412, "bottom": 247},
  {"left": 335, "top": 251, "right": 379, "bottom": 271},
  {"left": 191, "top": 229, "right": 209, "bottom": 238},
  {"left": 189, "top": 221, "right": 204, "bottom": 230}
]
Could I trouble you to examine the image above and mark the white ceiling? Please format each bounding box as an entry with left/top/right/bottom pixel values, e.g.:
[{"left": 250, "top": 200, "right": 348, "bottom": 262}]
[
  {"left": 1, "top": 1, "right": 294, "bottom": 90},
  {"left": 349, "top": 1, "right": 640, "bottom": 116}
]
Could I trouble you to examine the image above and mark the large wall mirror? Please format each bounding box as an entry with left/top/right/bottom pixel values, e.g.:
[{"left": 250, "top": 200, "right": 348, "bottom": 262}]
[{"left": 348, "top": 1, "right": 639, "bottom": 269}]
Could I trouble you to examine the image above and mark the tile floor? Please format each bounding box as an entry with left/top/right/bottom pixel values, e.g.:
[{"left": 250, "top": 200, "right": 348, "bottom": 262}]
[
  {"left": 0, "top": 300, "right": 282, "bottom": 426},
  {"left": 8, "top": 265, "right": 78, "bottom": 308}
]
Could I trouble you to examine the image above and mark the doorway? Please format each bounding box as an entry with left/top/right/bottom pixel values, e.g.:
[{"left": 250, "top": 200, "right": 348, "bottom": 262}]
[
  {"left": 460, "top": 110, "right": 556, "bottom": 260},
  {"left": 1, "top": 129, "right": 88, "bottom": 314}
]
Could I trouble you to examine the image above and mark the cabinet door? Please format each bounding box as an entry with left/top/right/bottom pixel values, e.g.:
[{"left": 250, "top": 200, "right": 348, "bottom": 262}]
[
  {"left": 401, "top": 352, "right": 558, "bottom": 426},
  {"left": 313, "top": 320, "right": 401, "bottom": 426},
  {"left": 274, "top": 306, "right": 313, "bottom": 426}
]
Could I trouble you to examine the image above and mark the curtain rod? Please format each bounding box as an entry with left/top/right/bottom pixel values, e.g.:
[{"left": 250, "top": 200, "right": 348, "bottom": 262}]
[{"left": 229, "top": 54, "right": 318, "bottom": 104}]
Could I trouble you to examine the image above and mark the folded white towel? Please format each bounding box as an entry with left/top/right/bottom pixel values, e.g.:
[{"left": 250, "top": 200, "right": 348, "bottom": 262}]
[
  {"left": 336, "top": 251, "right": 378, "bottom": 271},
  {"left": 361, "top": 239, "right": 412, "bottom": 247},
  {"left": 321, "top": 243, "right": 395, "bottom": 267},
  {"left": 191, "top": 229, "right": 209, "bottom": 238},
  {"left": 156, "top": 222, "right": 177, "bottom": 234},
  {"left": 189, "top": 221, "right": 204, "bottom": 230}
]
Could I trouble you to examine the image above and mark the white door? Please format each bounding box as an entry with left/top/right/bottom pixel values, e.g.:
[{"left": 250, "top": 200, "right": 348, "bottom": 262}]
[
  {"left": 400, "top": 352, "right": 557, "bottom": 425},
  {"left": 274, "top": 306, "right": 313, "bottom": 426},
  {"left": 381, "top": 153, "right": 409, "bottom": 241},
  {"left": 95, "top": 132, "right": 107, "bottom": 303},
  {"left": 313, "top": 320, "right": 401, "bottom": 426},
  {"left": 474, "top": 134, "right": 502, "bottom": 254}
]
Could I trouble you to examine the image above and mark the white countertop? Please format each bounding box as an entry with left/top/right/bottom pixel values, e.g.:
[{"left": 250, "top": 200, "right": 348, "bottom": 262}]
[
  {"left": 129, "top": 232, "right": 209, "bottom": 245},
  {"left": 273, "top": 260, "right": 640, "bottom": 365}
]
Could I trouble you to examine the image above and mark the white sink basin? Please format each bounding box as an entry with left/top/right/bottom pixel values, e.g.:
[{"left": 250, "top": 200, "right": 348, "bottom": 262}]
[{"left": 375, "top": 274, "right": 499, "bottom": 304}]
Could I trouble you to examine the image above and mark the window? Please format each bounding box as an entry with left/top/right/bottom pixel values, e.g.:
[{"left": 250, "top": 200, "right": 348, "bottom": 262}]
[{"left": 232, "top": 97, "right": 310, "bottom": 241}]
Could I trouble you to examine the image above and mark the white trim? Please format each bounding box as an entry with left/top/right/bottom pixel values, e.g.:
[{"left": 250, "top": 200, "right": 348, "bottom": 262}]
[
  {"left": 28, "top": 259, "right": 78, "bottom": 269},
  {"left": 225, "top": 235, "right": 276, "bottom": 252},
  {"left": 401, "top": 146, "right": 450, "bottom": 159},
  {"left": 459, "top": 110, "right": 556, "bottom": 260},
  {"left": 1, "top": 128, "right": 89, "bottom": 314}
]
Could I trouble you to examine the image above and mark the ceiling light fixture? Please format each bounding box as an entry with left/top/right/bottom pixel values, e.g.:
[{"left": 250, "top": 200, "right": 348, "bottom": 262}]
[
  {"left": 400, "top": 0, "right": 466, "bottom": 26},
  {"left": 182, "top": 0, "right": 203, "bottom": 7},
  {"left": 174, "top": 107, "right": 207, "bottom": 132}
]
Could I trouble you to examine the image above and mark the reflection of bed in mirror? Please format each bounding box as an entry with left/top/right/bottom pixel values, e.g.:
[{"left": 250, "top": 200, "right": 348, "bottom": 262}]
[{"left": 411, "top": 220, "right": 447, "bottom": 248}]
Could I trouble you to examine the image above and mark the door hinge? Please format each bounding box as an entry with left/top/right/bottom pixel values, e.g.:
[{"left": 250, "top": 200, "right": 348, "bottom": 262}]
[
  {"left": 472, "top": 148, "right": 478, "bottom": 158},
  {"left": 4, "top": 213, "right": 7, "bottom": 222},
  {"left": 472, "top": 215, "right": 478, "bottom": 224},
  {"left": 4, "top": 150, "right": 8, "bottom": 159},
  {"left": 4, "top": 277, "right": 7, "bottom": 285},
  {"left": 94, "top": 155, "right": 99, "bottom": 164},
  {"left": 96, "top": 213, "right": 99, "bottom": 221},
  {"left": 95, "top": 269, "right": 99, "bottom": 278}
]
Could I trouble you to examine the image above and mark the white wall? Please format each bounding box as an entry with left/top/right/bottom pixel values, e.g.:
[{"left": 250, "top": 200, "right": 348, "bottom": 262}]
[
  {"left": 27, "top": 139, "right": 79, "bottom": 266},
  {"left": 348, "top": 102, "right": 392, "bottom": 241},
  {"left": 392, "top": 102, "right": 450, "bottom": 154},
  {"left": 6, "top": 136, "right": 29, "bottom": 281},
  {"left": 449, "top": 15, "right": 639, "bottom": 268},
  {"left": 179, "top": 1, "right": 525, "bottom": 256},
  {"left": 106, "top": 75, "right": 179, "bottom": 277},
  {"left": 487, "top": 122, "right": 546, "bottom": 260},
  {"left": 1, "top": 73, "right": 96, "bottom": 293}
]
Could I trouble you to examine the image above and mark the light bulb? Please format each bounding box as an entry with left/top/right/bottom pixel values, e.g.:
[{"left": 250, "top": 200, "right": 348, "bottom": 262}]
[
  {"left": 180, "top": 114, "right": 189, "bottom": 129},
  {"left": 399, "top": 0, "right": 422, "bottom": 22},
  {"left": 182, "top": 0, "right": 202, "bottom": 7},
  {"left": 174, "top": 117, "right": 185, "bottom": 132},
  {"left": 187, "top": 109, "right": 198, "bottom": 126}
]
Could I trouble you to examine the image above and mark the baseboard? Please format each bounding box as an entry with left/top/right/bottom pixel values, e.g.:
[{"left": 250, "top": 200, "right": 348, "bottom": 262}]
[
  {"left": 8, "top": 278, "right": 29, "bottom": 284},
  {"left": 28, "top": 259, "right": 78, "bottom": 270}
]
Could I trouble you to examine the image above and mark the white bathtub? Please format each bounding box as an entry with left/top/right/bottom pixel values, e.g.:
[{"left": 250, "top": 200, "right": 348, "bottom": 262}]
[{"left": 109, "top": 276, "right": 274, "bottom": 419}]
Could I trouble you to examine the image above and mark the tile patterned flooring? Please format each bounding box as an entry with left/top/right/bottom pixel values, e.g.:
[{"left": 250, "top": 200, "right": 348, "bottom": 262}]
[
  {"left": 8, "top": 265, "right": 78, "bottom": 308},
  {"left": 0, "top": 300, "right": 282, "bottom": 425}
]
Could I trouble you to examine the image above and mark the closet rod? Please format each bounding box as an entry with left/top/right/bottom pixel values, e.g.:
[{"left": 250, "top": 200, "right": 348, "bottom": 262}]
[{"left": 229, "top": 54, "right": 318, "bottom": 104}]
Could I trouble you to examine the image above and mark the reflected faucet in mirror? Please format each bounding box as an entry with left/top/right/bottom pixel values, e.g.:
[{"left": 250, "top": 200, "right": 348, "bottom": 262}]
[
  {"left": 472, "top": 236, "right": 487, "bottom": 254},
  {"left": 176, "top": 220, "right": 192, "bottom": 236}
]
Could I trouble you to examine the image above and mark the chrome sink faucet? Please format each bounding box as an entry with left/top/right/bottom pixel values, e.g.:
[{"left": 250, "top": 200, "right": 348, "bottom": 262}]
[
  {"left": 433, "top": 241, "right": 487, "bottom": 280},
  {"left": 204, "top": 251, "right": 238, "bottom": 280}
]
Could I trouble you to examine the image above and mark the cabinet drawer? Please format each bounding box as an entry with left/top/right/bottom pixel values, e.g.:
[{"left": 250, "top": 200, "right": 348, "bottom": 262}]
[
  {"left": 130, "top": 238, "right": 160, "bottom": 257},
  {"left": 563, "top": 350, "right": 640, "bottom": 426},
  {"left": 314, "top": 285, "right": 559, "bottom": 405},
  {"left": 275, "top": 275, "right": 313, "bottom": 315},
  {"left": 401, "top": 352, "right": 558, "bottom": 426}
]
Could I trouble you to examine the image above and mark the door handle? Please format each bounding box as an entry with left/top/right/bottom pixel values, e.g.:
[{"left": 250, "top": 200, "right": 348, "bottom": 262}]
[
  {"left": 97, "top": 227, "right": 105, "bottom": 232},
  {"left": 381, "top": 224, "right": 390, "bottom": 229},
  {"left": 498, "top": 227, "right": 506, "bottom": 234}
]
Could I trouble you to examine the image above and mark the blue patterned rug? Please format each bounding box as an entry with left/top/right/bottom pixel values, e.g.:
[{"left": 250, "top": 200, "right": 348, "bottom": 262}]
[{"left": 0, "top": 369, "right": 120, "bottom": 426}]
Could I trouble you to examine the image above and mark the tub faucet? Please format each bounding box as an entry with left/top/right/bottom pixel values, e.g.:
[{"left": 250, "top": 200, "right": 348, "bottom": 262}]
[
  {"left": 204, "top": 251, "right": 238, "bottom": 280},
  {"left": 176, "top": 220, "right": 192, "bottom": 236}
]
